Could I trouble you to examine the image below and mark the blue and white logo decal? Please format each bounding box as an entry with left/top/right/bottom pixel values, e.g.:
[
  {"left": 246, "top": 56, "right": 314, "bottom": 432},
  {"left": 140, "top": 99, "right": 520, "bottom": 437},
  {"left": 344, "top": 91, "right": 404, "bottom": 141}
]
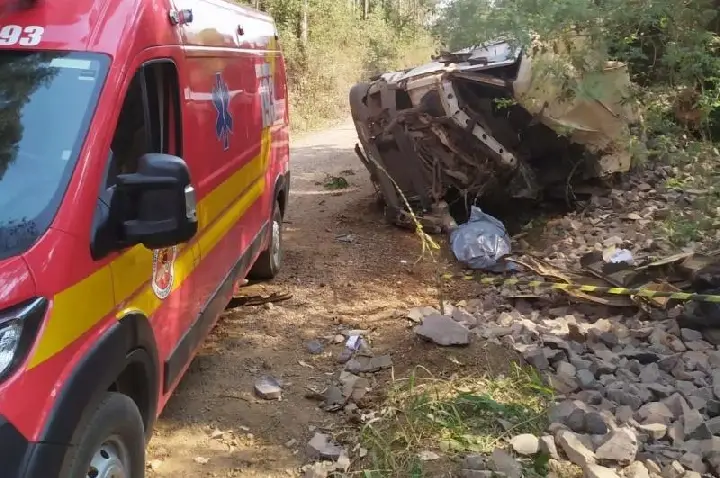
[{"left": 212, "top": 72, "right": 233, "bottom": 151}]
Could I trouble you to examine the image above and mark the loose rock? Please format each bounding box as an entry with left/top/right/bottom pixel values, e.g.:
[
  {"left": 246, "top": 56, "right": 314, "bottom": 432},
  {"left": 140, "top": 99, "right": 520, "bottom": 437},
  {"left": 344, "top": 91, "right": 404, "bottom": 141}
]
[
  {"left": 306, "top": 433, "right": 346, "bottom": 461},
  {"left": 595, "top": 428, "right": 638, "bottom": 465},
  {"left": 556, "top": 430, "right": 596, "bottom": 468},
  {"left": 345, "top": 355, "right": 392, "bottom": 373},
  {"left": 489, "top": 448, "right": 522, "bottom": 478},
  {"left": 510, "top": 433, "right": 539, "bottom": 456},
  {"left": 585, "top": 464, "right": 621, "bottom": 478},
  {"left": 414, "top": 314, "right": 470, "bottom": 346},
  {"left": 254, "top": 376, "right": 282, "bottom": 400}
]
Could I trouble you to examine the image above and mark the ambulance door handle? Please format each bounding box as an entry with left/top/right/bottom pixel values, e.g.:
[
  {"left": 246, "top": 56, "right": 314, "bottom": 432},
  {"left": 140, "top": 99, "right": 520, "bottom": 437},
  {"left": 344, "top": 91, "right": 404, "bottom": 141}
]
[{"left": 237, "top": 25, "right": 245, "bottom": 36}]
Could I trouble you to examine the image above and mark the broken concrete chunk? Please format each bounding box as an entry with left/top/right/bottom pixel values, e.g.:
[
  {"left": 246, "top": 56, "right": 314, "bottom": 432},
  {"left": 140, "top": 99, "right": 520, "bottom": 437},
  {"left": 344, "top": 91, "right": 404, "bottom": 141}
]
[
  {"left": 637, "top": 402, "right": 674, "bottom": 424},
  {"left": 414, "top": 314, "right": 470, "bottom": 346},
  {"left": 345, "top": 355, "right": 392, "bottom": 374},
  {"left": 452, "top": 308, "right": 478, "bottom": 327},
  {"left": 556, "top": 430, "right": 596, "bottom": 468},
  {"left": 510, "top": 433, "right": 539, "bottom": 456},
  {"left": 406, "top": 306, "right": 439, "bottom": 323},
  {"left": 254, "top": 376, "right": 282, "bottom": 400},
  {"left": 623, "top": 461, "right": 650, "bottom": 478},
  {"left": 306, "top": 432, "right": 346, "bottom": 461},
  {"left": 322, "top": 386, "right": 347, "bottom": 412},
  {"left": 637, "top": 422, "right": 667, "bottom": 441},
  {"left": 683, "top": 408, "right": 712, "bottom": 440},
  {"left": 489, "top": 448, "right": 522, "bottom": 478},
  {"left": 585, "top": 464, "right": 621, "bottom": 478},
  {"left": 595, "top": 428, "right": 638, "bottom": 465}
]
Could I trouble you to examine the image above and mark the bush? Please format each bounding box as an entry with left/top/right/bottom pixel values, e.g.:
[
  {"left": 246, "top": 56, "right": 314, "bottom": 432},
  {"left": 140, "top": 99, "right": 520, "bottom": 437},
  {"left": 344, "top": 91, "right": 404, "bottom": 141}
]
[{"left": 239, "top": 0, "right": 437, "bottom": 132}]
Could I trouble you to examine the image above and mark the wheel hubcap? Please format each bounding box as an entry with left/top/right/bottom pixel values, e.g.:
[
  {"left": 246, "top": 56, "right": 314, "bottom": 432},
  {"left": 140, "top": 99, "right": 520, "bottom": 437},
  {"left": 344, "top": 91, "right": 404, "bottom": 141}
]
[
  {"left": 271, "top": 219, "right": 281, "bottom": 266},
  {"left": 87, "top": 438, "right": 129, "bottom": 478}
]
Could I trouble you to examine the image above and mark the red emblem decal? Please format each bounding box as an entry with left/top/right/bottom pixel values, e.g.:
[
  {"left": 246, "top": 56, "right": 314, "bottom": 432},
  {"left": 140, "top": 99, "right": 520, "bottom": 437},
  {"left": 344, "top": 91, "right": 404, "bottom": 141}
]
[{"left": 152, "top": 246, "right": 177, "bottom": 299}]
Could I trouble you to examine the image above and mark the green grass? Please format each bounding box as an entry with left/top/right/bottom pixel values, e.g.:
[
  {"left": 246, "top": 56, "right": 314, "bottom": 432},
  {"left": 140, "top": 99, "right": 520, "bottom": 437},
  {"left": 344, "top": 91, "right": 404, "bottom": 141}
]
[
  {"left": 359, "top": 363, "right": 553, "bottom": 478},
  {"left": 323, "top": 175, "right": 351, "bottom": 190},
  {"left": 654, "top": 142, "right": 720, "bottom": 247}
]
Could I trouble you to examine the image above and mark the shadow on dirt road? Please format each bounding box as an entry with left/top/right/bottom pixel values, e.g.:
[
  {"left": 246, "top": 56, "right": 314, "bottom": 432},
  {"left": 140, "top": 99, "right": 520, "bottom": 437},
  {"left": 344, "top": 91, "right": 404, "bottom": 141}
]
[{"left": 147, "top": 122, "right": 487, "bottom": 477}]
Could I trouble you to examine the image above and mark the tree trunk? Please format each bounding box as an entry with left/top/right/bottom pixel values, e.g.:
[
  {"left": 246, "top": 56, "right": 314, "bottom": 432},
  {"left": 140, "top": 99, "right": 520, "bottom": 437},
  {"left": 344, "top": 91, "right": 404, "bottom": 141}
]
[
  {"left": 300, "top": 0, "right": 308, "bottom": 46},
  {"left": 363, "top": 0, "right": 369, "bottom": 19}
]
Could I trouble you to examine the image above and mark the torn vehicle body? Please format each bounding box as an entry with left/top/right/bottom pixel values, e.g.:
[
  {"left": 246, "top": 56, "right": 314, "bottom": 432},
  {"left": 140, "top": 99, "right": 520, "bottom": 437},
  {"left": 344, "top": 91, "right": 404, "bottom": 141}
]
[{"left": 350, "top": 40, "right": 639, "bottom": 232}]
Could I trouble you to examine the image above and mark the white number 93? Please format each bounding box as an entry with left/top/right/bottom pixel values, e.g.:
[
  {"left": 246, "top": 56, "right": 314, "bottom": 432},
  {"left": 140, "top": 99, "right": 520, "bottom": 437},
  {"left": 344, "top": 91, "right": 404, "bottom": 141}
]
[{"left": 0, "top": 25, "right": 45, "bottom": 46}]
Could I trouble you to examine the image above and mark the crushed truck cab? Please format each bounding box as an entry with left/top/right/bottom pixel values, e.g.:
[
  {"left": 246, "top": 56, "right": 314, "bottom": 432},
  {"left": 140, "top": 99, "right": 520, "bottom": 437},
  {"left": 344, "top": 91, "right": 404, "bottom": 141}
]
[
  {"left": 350, "top": 40, "right": 639, "bottom": 231},
  {"left": 0, "top": 0, "right": 290, "bottom": 476}
]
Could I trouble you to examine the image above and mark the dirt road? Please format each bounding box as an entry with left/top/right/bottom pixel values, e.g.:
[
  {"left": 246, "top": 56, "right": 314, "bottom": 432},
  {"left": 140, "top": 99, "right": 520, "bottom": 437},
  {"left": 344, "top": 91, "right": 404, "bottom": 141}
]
[{"left": 146, "top": 121, "right": 461, "bottom": 477}]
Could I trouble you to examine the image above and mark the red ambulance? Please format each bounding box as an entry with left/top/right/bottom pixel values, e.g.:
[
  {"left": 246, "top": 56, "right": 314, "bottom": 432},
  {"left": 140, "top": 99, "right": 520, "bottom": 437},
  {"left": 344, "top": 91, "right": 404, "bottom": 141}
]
[{"left": 0, "top": 0, "right": 290, "bottom": 476}]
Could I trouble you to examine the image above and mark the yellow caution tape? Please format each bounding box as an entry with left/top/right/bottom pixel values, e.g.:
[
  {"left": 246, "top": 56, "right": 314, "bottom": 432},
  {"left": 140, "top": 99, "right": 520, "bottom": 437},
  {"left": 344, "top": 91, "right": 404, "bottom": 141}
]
[{"left": 441, "top": 273, "right": 720, "bottom": 304}]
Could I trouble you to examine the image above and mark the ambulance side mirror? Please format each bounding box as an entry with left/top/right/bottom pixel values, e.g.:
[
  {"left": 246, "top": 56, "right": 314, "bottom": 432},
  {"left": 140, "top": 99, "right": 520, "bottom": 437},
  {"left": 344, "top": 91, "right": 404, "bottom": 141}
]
[{"left": 114, "top": 153, "right": 199, "bottom": 250}]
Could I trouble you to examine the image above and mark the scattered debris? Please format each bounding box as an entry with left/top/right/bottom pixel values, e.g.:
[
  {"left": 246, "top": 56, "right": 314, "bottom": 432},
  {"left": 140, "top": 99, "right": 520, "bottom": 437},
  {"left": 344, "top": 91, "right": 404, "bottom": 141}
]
[
  {"left": 228, "top": 291, "right": 292, "bottom": 308},
  {"left": 349, "top": 39, "right": 638, "bottom": 231},
  {"left": 322, "top": 386, "right": 347, "bottom": 412},
  {"left": 406, "top": 305, "right": 440, "bottom": 323},
  {"left": 306, "top": 432, "right": 347, "bottom": 461},
  {"left": 345, "top": 355, "right": 393, "bottom": 374},
  {"left": 450, "top": 206, "right": 513, "bottom": 271},
  {"left": 414, "top": 314, "right": 471, "bottom": 346},
  {"left": 335, "top": 233, "right": 356, "bottom": 243},
  {"left": 306, "top": 340, "right": 325, "bottom": 355},
  {"left": 253, "top": 376, "right": 283, "bottom": 400}
]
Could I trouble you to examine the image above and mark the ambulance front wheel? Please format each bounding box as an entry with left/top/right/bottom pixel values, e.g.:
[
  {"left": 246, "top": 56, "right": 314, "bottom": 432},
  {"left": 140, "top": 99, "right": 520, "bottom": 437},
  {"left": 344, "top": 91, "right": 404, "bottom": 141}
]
[
  {"left": 63, "top": 392, "right": 146, "bottom": 478},
  {"left": 249, "top": 201, "right": 283, "bottom": 280}
]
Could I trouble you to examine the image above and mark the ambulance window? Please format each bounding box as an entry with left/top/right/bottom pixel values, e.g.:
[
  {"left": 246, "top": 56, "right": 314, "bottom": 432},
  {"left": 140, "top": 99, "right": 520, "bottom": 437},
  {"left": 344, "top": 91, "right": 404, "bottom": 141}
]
[
  {"left": 0, "top": 52, "right": 109, "bottom": 259},
  {"left": 106, "top": 62, "right": 181, "bottom": 188},
  {"left": 107, "top": 73, "right": 150, "bottom": 184}
]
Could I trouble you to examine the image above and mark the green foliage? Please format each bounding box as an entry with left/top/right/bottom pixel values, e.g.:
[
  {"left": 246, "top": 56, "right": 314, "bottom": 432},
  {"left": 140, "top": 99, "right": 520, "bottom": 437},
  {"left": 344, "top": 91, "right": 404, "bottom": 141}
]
[
  {"left": 238, "top": 0, "right": 438, "bottom": 132},
  {"left": 435, "top": 0, "right": 720, "bottom": 139},
  {"left": 360, "top": 363, "right": 552, "bottom": 477}
]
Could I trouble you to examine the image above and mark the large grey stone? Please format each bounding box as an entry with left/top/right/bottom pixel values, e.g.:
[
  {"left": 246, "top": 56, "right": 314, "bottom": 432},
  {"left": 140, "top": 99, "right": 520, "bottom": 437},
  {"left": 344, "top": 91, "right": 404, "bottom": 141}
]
[
  {"left": 345, "top": 355, "right": 392, "bottom": 373},
  {"left": 414, "top": 314, "right": 470, "bottom": 346},
  {"left": 683, "top": 408, "right": 712, "bottom": 440},
  {"left": 637, "top": 402, "right": 674, "bottom": 424},
  {"left": 623, "top": 461, "right": 650, "bottom": 478},
  {"left": 680, "top": 452, "right": 707, "bottom": 473},
  {"left": 637, "top": 422, "right": 667, "bottom": 441},
  {"left": 539, "top": 435, "right": 559, "bottom": 459},
  {"left": 585, "top": 411, "right": 609, "bottom": 435},
  {"left": 681, "top": 328, "right": 704, "bottom": 342},
  {"left": 595, "top": 428, "right": 638, "bottom": 465},
  {"left": 607, "top": 389, "right": 643, "bottom": 410},
  {"left": 509, "top": 433, "right": 539, "bottom": 456},
  {"left": 556, "top": 430, "right": 596, "bottom": 468},
  {"left": 585, "top": 464, "right": 621, "bottom": 478},
  {"left": 713, "top": 369, "right": 720, "bottom": 400},
  {"left": 489, "top": 448, "right": 522, "bottom": 478}
]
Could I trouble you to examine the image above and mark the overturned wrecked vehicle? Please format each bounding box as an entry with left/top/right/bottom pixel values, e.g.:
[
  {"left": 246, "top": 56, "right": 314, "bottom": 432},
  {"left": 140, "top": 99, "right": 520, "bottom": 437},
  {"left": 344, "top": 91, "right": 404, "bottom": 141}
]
[{"left": 350, "top": 40, "right": 640, "bottom": 232}]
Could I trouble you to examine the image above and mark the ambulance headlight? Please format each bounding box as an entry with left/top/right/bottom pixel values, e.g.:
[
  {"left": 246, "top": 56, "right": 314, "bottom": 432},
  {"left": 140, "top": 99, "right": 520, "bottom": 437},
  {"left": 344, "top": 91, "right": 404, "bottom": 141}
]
[{"left": 0, "top": 298, "right": 47, "bottom": 381}]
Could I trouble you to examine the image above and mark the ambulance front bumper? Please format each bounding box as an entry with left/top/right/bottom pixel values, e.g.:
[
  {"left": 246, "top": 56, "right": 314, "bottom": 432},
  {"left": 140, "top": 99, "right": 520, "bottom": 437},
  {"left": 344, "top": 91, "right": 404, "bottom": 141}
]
[{"left": 0, "top": 415, "right": 66, "bottom": 478}]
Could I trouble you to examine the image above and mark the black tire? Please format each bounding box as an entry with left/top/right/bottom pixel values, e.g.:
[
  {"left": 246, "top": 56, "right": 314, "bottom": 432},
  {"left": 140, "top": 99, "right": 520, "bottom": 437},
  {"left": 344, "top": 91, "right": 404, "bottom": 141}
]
[
  {"left": 62, "top": 392, "right": 145, "bottom": 478},
  {"left": 248, "top": 200, "right": 283, "bottom": 280}
]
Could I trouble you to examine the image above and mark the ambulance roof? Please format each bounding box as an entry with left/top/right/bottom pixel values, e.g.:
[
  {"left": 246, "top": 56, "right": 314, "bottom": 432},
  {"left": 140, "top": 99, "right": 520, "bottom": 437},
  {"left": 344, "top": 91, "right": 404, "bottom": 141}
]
[{"left": 0, "top": 0, "right": 274, "bottom": 56}]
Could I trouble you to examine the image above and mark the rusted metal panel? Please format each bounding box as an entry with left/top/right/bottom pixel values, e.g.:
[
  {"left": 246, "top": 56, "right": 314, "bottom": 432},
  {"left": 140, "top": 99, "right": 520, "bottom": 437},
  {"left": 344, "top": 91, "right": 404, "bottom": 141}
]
[{"left": 349, "top": 40, "right": 638, "bottom": 231}]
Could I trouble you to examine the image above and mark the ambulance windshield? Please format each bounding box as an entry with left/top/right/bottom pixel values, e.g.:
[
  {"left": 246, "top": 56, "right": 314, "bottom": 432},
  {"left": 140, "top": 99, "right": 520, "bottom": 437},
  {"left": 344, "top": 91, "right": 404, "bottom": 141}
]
[{"left": 0, "top": 51, "right": 109, "bottom": 259}]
